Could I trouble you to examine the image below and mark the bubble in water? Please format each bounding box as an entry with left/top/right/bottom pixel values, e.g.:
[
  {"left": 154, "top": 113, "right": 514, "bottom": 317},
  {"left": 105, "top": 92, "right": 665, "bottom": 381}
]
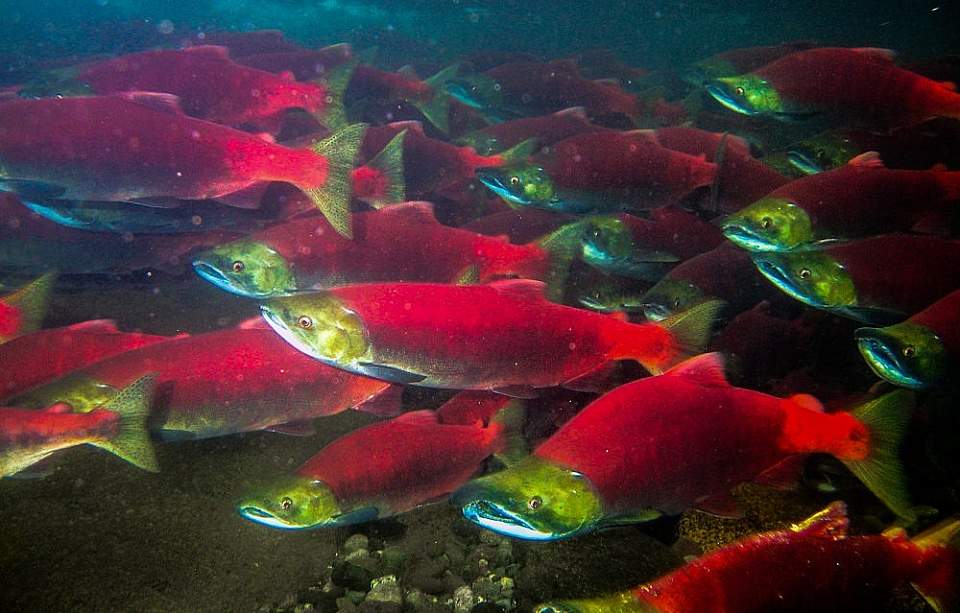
[{"left": 157, "top": 19, "right": 174, "bottom": 35}]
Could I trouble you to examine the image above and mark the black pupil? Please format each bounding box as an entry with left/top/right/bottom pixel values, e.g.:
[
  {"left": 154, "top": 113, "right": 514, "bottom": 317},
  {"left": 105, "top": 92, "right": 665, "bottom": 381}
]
[{"left": 232, "top": 261, "right": 244, "bottom": 272}]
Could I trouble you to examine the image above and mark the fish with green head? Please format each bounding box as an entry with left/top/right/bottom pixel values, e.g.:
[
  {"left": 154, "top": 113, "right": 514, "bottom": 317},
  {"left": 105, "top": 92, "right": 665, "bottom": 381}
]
[
  {"left": 640, "top": 279, "right": 708, "bottom": 322},
  {"left": 454, "top": 456, "right": 605, "bottom": 541},
  {"left": 579, "top": 216, "right": 680, "bottom": 281},
  {"left": 535, "top": 593, "right": 651, "bottom": 613},
  {"left": 193, "top": 239, "right": 296, "bottom": 298},
  {"left": 786, "top": 130, "right": 864, "bottom": 174},
  {"left": 236, "top": 475, "right": 365, "bottom": 530},
  {"left": 855, "top": 289, "right": 960, "bottom": 390},
  {"left": 706, "top": 74, "right": 783, "bottom": 117},
  {"left": 750, "top": 250, "right": 858, "bottom": 314},
  {"left": 721, "top": 197, "right": 814, "bottom": 252},
  {"left": 475, "top": 163, "right": 564, "bottom": 210},
  {"left": 577, "top": 277, "right": 648, "bottom": 313}
]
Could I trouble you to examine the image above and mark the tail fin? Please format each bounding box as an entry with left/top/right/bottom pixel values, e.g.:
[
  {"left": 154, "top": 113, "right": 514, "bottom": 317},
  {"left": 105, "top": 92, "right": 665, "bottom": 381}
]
[
  {"left": 1, "top": 272, "right": 57, "bottom": 340},
  {"left": 648, "top": 299, "right": 724, "bottom": 373},
  {"left": 306, "top": 123, "right": 367, "bottom": 238},
  {"left": 90, "top": 374, "right": 159, "bottom": 473},
  {"left": 361, "top": 129, "right": 406, "bottom": 209},
  {"left": 411, "top": 64, "right": 459, "bottom": 134},
  {"left": 491, "top": 399, "right": 527, "bottom": 467},
  {"left": 316, "top": 59, "right": 357, "bottom": 132},
  {"left": 533, "top": 221, "right": 586, "bottom": 301},
  {"left": 912, "top": 517, "right": 960, "bottom": 613},
  {"left": 843, "top": 390, "right": 915, "bottom": 523}
]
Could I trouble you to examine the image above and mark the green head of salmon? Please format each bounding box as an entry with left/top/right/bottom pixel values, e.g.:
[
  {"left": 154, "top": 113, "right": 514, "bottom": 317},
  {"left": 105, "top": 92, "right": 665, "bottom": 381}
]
[
  {"left": 193, "top": 239, "right": 296, "bottom": 299},
  {"left": 722, "top": 197, "right": 815, "bottom": 252},
  {"left": 259, "top": 293, "right": 370, "bottom": 368}
]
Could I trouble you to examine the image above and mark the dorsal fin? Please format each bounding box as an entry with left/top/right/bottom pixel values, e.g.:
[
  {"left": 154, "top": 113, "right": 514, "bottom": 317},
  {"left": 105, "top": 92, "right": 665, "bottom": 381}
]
[
  {"left": 64, "top": 319, "right": 120, "bottom": 333},
  {"left": 43, "top": 403, "right": 73, "bottom": 414},
  {"left": 846, "top": 151, "right": 885, "bottom": 168},
  {"left": 396, "top": 64, "right": 419, "bottom": 79},
  {"left": 787, "top": 393, "right": 825, "bottom": 413},
  {"left": 624, "top": 128, "right": 659, "bottom": 144},
  {"left": 319, "top": 42, "right": 353, "bottom": 60},
  {"left": 387, "top": 120, "right": 425, "bottom": 135},
  {"left": 554, "top": 106, "right": 588, "bottom": 120},
  {"left": 393, "top": 409, "right": 440, "bottom": 425},
  {"left": 118, "top": 91, "right": 184, "bottom": 115},
  {"left": 183, "top": 45, "right": 231, "bottom": 60},
  {"left": 791, "top": 501, "right": 849, "bottom": 539},
  {"left": 664, "top": 352, "right": 730, "bottom": 387},
  {"left": 488, "top": 279, "right": 547, "bottom": 301},
  {"left": 374, "top": 201, "right": 438, "bottom": 224},
  {"left": 852, "top": 47, "right": 897, "bottom": 63}
]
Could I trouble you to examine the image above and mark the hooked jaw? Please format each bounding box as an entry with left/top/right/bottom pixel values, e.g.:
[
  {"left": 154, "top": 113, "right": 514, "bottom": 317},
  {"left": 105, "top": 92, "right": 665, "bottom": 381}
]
[
  {"left": 854, "top": 323, "right": 946, "bottom": 390},
  {"left": 476, "top": 168, "right": 530, "bottom": 206},
  {"left": 722, "top": 220, "right": 779, "bottom": 252},
  {"left": 786, "top": 149, "right": 825, "bottom": 175}
]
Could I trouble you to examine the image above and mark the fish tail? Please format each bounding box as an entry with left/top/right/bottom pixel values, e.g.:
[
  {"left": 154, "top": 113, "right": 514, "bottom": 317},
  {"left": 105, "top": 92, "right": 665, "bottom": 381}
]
[
  {"left": 361, "top": 129, "right": 407, "bottom": 209},
  {"left": 315, "top": 59, "right": 357, "bottom": 132},
  {"left": 1, "top": 272, "right": 57, "bottom": 340},
  {"left": 305, "top": 123, "right": 367, "bottom": 238},
  {"left": 843, "top": 389, "right": 916, "bottom": 522},
  {"left": 911, "top": 517, "right": 960, "bottom": 613},
  {"left": 90, "top": 374, "right": 159, "bottom": 473},
  {"left": 410, "top": 63, "right": 459, "bottom": 134},
  {"left": 490, "top": 399, "right": 527, "bottom": 468},
  {"left": 640, "top": 299, "right": 724, "bottom": 374},
  {"left": 532, "top": 220, "right": 586, "bottom": 301}
]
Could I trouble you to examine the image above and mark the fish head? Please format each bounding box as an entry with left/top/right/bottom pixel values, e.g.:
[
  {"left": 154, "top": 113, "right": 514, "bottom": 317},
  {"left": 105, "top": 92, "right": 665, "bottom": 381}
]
[
  {"left": 640, "top": 278, "right": 706, "bottom": 322},
  {"left": 236, "top": 476, "right": 349, "bottom": 530},
  {"left": 536, "top": 593, "right": 652, "bottom": 613},
  {"left": 855, "top": 322, "right": 947, "bottom": 390},
  {"left": 476, "top": 163, "right": 556, "bottom": 207},
  {"left": 706, "top": 74, "right": 781, "bottom": 116},
  {"left": 193, "top": 240, "right": 296, "bottom": 299},
  {"left": 453, "top": 456, "right": 604, "bottom": 541},
  {"left": 260, "top": 293, "right": 370, "bottom": 366},
  {"left": 444, "top": 74, "right": 502, "bottom": 110},
  {"left": 721, "top": 197, "right": 814, "bottom": 252},
  {"left": 455, "top": 132, "right": 502, "bottom": 156},
  {"left": 577, "top": 283, "right": 646, "bottom": 313},
  {"left": 787, "top": 132, "right": 860, "bottom": 175},
  {"left": 580, "top": 216, "right": 635, "bottom": 268},
  {"left": 751, "top": 251, "right": 856, "bottom": 310},
  {"left": 10, "top": 375, "right": 119, "bottom": 413}
]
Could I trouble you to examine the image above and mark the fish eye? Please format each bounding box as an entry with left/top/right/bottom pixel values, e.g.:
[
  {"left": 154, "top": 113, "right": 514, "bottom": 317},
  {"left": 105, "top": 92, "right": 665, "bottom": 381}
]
[
  {"left": 232, "top": 261, "right": 245, "bottom": 273},
  {"left": 509, "top": 176, "right": 521, "bottom": 188},
  {"left": 798, "top": 268, "right": 812, "bottom": 280},
  {"left": 903, "top": 345, "right": 916, "bottom": 358},
  {"left": 297, "top": 315, "right": 314, "bottom": 330},
  {"left": 281, "top": 497, "right": 293, "bottom": 510},
  {"left": 673, "top": 299, "right": 681, "bottom": 308},
  {"left": 735, "top": 86, "right": 745, "bottom": 96},
  {"left": 760, "top": 216, "right": 773, "bottom": 229},
  {"left": 528, "top": 495, "right": 543, "bottom": 510}
]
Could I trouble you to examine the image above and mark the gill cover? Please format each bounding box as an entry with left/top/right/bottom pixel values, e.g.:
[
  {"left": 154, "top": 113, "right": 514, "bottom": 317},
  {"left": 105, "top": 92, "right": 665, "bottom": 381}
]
[
  {"left": 259, "top": 293, "right": 370, "bottom": 367},
  {"left": 454, "top": 456, "right": 604, "bottom": 541},
  {"left": 193, "top": 240, "right": 296, "bottom": 298},
  {"left": 722, "top": 197, "right": 815, "bottom": 252},
  {"left": 855, "top": 322, "right": 948, "bottom": 390}
]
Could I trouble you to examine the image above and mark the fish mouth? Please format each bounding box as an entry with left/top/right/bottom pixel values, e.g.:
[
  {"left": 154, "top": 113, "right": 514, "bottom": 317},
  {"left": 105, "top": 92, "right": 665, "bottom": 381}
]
[
  {"left": 786, "top": 149, "right": 825, "bottom": 175},
  {"left": 475, "top": 168, "right": 529, "bottom": 205},
  {"left": 444, "top": 80, "right": 484, "bottom": 109},
  {"left": 854, "top": 329, "right": 926, "bottom": 390},
  {"left": 237, "top": 505, "right": 306, "bottom": 530},
  {"left": 721, "top": 222, "right": 779, "bottom": 252},
  {"left": 461, "top": 499, "right": 558, "bottom": 541},
  {"left": 577, "top": 294, "right": 617, "bottom": 312},
  {"left": 22, "top": 199, "right": 87, "bottom": 230},
  {"left": 752, "top": 255, "right": 814, "bottom": 306},
  {"left": 705, "top": 82, "right": 759, "bottom": 116},
  {"left": 192, "top": 260, "right": 249, "bottom": 296},
  {"left": 641, "top": 302, "right": 670, "bottom": 322},
  {"left": 259, "top": 304, "right": 321, "bottom": 361}
]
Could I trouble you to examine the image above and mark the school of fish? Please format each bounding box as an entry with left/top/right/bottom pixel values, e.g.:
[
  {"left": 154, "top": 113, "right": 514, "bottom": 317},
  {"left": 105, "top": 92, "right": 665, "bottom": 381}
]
[{"left": 1, "top": 31, "right": 959, "bottom": 612}]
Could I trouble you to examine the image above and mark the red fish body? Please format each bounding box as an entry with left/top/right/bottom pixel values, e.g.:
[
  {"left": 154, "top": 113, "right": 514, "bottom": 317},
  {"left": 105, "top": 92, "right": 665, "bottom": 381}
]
[
  {"left": 0, "top": 303, "right": 19, "bottom": 338},
  {"left": 537, "top": 131, "right": 717, "bottom": 205},
  {"left": 460, "top": 107, "right": 608, "bottom": 153},
  {"left": 263, "top": 280, "right": 718, "bottom": 394},
  {"left": 0, "top": 96, "right": 329, "bottom": 205},
  {"left": 548, "top": 502, "right": 958, "bottom": 613},
  {"left": 909, "top": 289, "right": 960, "bottom": 354},
  {"left": 77, "top": 46, "right": 329, "bottom": 131},
  {"left": 0, "top": 320, "right": 172, "bottom": 400},
  {"left": 193, "top": 30, "right": 302, "bottom": 58},
  {"left": 534, "top": 353, "right": 901, "bottom": 517},
  {"left": 462, "top": 208, "right": 573, "bottom": 245},
  {"left": 619, "top": 208, "right": 726, "bottom": 261},
  {"left": 482, "top": 60, "right": 640, "bottom": 119},
  {"left": 691, "top": 41, "right": 818, "bottom": 79},
  {"left": 237, "top": 44, "right": 354, "bottom": 81},
  {"left": 755, "top": 47, "right": 960, "bottom": 127},
  {"left": 12, "top": 326, "right": 395, "bottom": 439},
  {"left": 298, "top": 408, "right": 506, "bottom": 516}
]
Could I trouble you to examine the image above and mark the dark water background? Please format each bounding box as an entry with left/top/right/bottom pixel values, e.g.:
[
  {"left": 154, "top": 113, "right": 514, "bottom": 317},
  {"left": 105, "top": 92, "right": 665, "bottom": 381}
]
[{"left": 0, "top": 1, "right": 958, "bottom": 612}]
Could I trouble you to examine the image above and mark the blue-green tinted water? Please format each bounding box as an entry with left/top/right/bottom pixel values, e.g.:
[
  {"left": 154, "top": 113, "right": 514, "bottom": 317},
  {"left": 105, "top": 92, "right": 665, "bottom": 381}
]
[{"left": 0, "top": 1, "right": 958, "bottom": 612}]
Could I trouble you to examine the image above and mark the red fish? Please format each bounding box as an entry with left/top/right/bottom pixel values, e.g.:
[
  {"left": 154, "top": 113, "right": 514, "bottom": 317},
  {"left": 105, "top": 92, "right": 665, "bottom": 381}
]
[
  {"left": 11, "top": 323, "right": 398, "bottom": 440},
  {"left": 0, "top": 273, "right": 56, "bottom": 344},
  {"left": 238, "top": 43, "right": 354, "bottom": 81},
  {"left": 236, "top": 394, "right": 520, "bottom": 529},
  {"left": 192, "top": 30, "right": 302, "bottom": 58},
  {"left": 0, "top": 320, "right": 173, "bottom": 400},
  {"left": 455, "top": 107, "right": 608, "bottom": 155},
  {"left": 617, "top": 207, "right": 726, "bottom": 261},
  {"left": 75, "top": 46, "right": 332, "bottom": 131},
  {"left": 462, "top": 208, "right": 574, "bottom": 245},
  {"left": 687, "top": 41, "right": 818, "bottom": 82},
  {"left": 347, "top": 64, "right": 458, "bottom": 132},
  {"left": 456, "top": 353, "right": 914, "bottom": 542},
  {"left": 192, "top": 202, "right": 579, "bottom": 298},
  {"left": 712, "top": 47, "right": 960, "bottom": 127},
  {"left": 0, "top": 96, "right": 361, "bottom": 236},
  {"left": 536, "top": 502, "right": 959, "bottom": 613},
  {"left": 259, "top": 279, "right": 721, "bottom": 395}
]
